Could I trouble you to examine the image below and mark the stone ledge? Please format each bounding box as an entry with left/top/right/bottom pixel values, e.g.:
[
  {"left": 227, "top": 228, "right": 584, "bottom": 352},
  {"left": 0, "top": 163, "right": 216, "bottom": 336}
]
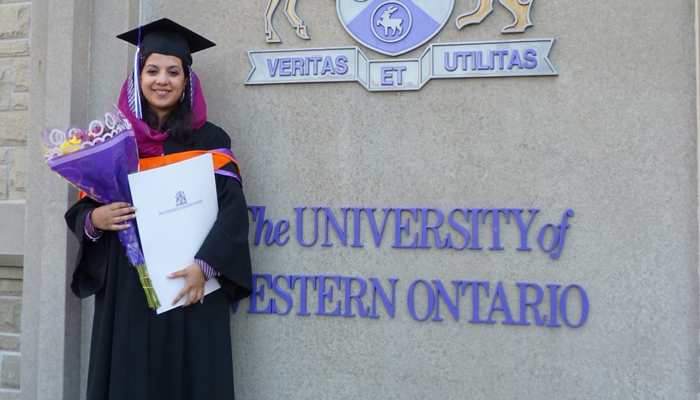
[
  {"left": 0, "top": 390, "right": 19, "bottom": 400},
  {"left": 0, "top": 268, "right": 20, "bottom": 281},
  {"left": 0, "top": 258, "right": 20, "bottom": 269}
]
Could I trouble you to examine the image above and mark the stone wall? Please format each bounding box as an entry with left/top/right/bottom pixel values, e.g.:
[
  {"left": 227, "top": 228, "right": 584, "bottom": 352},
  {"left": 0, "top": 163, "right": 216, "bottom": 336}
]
[
  {"left": 0, "top": 0, "right": 29, "bottom": 200},
  {"left": 0, "top": 0, "right": 29, "bottom": 399},
  {"left": 0, "top": 268, "right": 21, "bottom": 400}
]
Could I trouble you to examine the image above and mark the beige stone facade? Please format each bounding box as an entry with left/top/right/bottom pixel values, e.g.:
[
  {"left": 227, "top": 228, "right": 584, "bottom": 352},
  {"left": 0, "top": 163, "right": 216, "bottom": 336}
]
[
  {"left": 7, "top": 0, "right": 700, "bottom": 398},
  {"left": 0, "top": 1, "right": 29, "bottom": 200},
  {"left": 0, "top": 1, "right": 28, "bottom": 399}
]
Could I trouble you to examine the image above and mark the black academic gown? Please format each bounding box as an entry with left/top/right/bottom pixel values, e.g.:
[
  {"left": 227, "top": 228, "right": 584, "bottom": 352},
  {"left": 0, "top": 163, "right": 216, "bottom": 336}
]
[{"left": 65, "top": 122, "right": 252, "bottom": 400}]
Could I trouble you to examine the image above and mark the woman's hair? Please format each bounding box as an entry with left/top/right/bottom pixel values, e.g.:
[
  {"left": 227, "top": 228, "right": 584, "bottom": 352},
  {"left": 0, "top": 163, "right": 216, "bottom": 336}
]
[{"left": 139, "top": 54, "right": 193, "bottom": 145}]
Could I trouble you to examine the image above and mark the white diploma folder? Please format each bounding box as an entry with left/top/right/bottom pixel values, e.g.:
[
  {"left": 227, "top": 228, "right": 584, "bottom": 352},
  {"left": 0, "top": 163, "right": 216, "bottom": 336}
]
[{"left": 128, "top": 153, "right": 221, "bottom": 314}]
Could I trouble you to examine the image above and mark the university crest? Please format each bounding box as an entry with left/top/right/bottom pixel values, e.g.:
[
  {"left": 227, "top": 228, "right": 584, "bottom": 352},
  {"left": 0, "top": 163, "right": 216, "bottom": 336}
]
[
  {"left": 336, "top": 0, "right": 454, "bottom": 56},
  {"left": 248, "top": 0, "right": 556, "bottom": 91}
]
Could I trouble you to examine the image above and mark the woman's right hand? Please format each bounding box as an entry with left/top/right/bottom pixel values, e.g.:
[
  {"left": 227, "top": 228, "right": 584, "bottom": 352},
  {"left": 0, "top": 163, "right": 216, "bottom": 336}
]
[{"left": 90, "top": 202, "right": 136, "bottom": 231}]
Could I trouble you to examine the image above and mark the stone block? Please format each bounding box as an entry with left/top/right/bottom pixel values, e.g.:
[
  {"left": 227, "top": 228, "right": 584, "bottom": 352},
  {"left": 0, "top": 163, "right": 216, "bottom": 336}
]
[
  {"left": 0, "top": 5, "right": 29, "bottom": 40},
  {"left": 0, "top": 60, "right": 9, "bottom": 111},
  {"left": 0, "top": 204, "right": 23, "bottom": 257},
  {"left": 8, "top": 147, "right": 25, "bottom": 199},
  {"left": 0, "top": 148, "right": 7, "bottom": 164},
  {"left": 0, "top": 298, "right": 21, "bottom": 334},
  {"left": 0, "top": 40, "right": 28, "bottom": 57},
  {"left": 10, "top": 93, "right": 27, "bottom": 110},
  {"left": 11, "top": 58, "right": 27, "bottom": 92},
  {"left": 0, "top": 169, "right": 6, "bottom": 200},
  {"left": 0, "top": 334, "right": 19, "bottom": 351},
  {"left": 0, "top": 391, "right": 19, "bottom": 400},
  {"left": 0, "top": 113, "right": 26, "bottom": 145},
  {"left": 1, "top": 354, "right": 20, "bottom": 388},
  {"left": 0, "top": 280, "right": 21, "bottom": 297}
]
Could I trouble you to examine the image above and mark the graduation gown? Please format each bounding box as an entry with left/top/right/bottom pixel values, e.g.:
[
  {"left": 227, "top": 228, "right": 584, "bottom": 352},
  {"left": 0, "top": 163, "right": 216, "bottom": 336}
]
[{"left": 65, "top": 122, "right": 252, "bottom": 400}]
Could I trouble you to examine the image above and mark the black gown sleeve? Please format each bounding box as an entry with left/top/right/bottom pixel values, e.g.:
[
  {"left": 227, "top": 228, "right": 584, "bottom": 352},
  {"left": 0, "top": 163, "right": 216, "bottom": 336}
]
[
  {"left": 65, "top": 197, "right": 110, "bottom": 298},
  {"left": 194, "top": 126, "right": 252, "bottom": 302}
]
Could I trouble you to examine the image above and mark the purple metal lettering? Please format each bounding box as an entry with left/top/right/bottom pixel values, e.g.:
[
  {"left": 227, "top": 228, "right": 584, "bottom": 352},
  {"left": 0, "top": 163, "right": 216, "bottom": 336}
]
[
  {"left": 523, "top": 49, "right": 538, "bottom": 69},
  {"left": 468, "top": 208, "right": 482, "bottom": 250},
  {"left": 407, "top": 279, "right": 434, "bottom": 322},
  {"left": 316, "top": 275, "right": 342, "bottom": 316},
  {"left": 431, "top": 280, "right": 460, "bottom": 322},
  {"left": 381, "top": 67, "right": 393, "bottom": 85},
  {"left": 335, "top": 55, "right": 349, "bottom": 75},
  {"left": 446, "top": 208, "right": 470, "bottom": 250},
  {"left": 419, "top": 207, "right": 446, "bottom": 249},
  {"left": 366, "top": 207, "right": 392, "bottom": 247},
  {"left": 444, "top": 52, "right": 457, "bottom": 72},
  {"left": 295, "top": 206, "right": 321, "bottom": 247},
  {"left": 395, "top": 66, "right": 406, "bottom": 85},
  {"left": 494, "top": 50, "right": 508, "bottom": 70},
  {"left": 274, "top": 219, "right": 290, "bottom": 245},
  {"left": 320, "top": 56, "right": 336, "bottom": 75},
  {"left": 307, "top": 56, "right": 322, "bottom": 75},
  {"left": 291, "top": 57, "right": 305, "bottom": 76},
  {"left": 461, "top": 280, "right": 489, "bottom": 323},
  {"left": 322, "top": 207, "right": 349, "bottom": 247},
  {"left": 249, "top": 206, "right": 274, "bottom": 246},
  {"left": 485, "top": 281, "right": 516, "bottom": 324},
  {"left": 546, "top": 284, "right": 562, "bottom": 327},
  {"left": 369, "top": 277, "right": 397, "bottom": 318},
  {"left": 266, "top": 58, "right": 280, "bottom": 76},
  {"left": 482, "top": 208, "right": 510, "bottom": 250},
  {"left": 510, "top": 208, "right": 539, "bottom": 251},
  {"left": 517, "top": 282, "right": 547, "bottom": 326},
  {"left": 342, "top": 277, "right": 370, "bottom": 317},
  {"left": 508, "top": 50, "right": 524, "bottom": 70},
  {"left": 279, "top": 57, "right": 292, "bottom": 76},
  {"left": 559, "top": 284, "right": 588, "bottom": 328},
  {"left": 392, "top": 207, "right": 419, "bottom": 248},
  {"left": 290, "top": 275, "right": 318, "bottom": 316},
  {"left": 538, "top": 223, "right": 559, "bottom": 253},
  {"left": 272, "top": 274, "right": 293, "bottom": 315},
  {"left": 550, "top": 209, "right": 573, "bottom": 260},
  {"left": 476, "top": 51, "right": 490, "bottom": 70},
  {"left": 351, "top": 207, "right": 364, "bottom": 248},
  {"left": 248, "top": 274, "right": 273, "bottom": 314}
]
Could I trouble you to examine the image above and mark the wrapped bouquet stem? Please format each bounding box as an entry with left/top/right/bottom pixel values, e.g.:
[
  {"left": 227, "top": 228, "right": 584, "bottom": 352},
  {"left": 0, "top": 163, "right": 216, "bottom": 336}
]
[{"left": 42, "top": 107, "right": 160, "bottom": 309}]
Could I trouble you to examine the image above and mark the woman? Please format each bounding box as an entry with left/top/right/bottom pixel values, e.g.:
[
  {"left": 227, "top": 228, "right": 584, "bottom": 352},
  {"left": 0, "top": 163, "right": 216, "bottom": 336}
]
[{"left": 64, "top": 19, "right": 252, "bottom": 399}]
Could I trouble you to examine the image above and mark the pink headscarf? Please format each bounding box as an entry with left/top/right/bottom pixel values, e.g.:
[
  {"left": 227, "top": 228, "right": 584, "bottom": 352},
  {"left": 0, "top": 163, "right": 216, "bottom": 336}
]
[{"left": 118, "top": 67, "right": 208, "bottom": 158}]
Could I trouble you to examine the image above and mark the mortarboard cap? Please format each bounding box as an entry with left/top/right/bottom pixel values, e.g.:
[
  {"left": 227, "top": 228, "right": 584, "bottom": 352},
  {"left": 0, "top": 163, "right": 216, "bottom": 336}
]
[{"left": 116, "top": 18, "right": 216, "bottom": 66}]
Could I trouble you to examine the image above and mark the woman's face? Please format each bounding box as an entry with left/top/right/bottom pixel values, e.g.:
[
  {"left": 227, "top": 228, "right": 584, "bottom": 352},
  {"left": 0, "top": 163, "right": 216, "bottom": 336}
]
[{"left": 140, "top": 53, "right": 188, "bottom": 120}]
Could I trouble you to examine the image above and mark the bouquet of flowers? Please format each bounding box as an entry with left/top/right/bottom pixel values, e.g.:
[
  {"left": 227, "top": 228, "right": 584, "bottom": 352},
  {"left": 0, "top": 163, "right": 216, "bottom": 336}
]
[{"left": 41, "top": 107, "right": 160, "bottom": 309}]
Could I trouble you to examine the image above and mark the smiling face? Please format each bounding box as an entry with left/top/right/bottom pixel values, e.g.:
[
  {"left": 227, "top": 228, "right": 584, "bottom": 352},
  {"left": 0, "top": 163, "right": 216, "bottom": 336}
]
[{"left": 140, "top": 53, "right": 188, "bottom": 125}]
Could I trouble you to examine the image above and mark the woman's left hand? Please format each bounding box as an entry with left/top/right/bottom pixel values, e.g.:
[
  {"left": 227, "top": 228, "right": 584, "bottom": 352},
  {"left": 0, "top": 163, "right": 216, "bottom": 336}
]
[{"left": 168, "top": 263, "right": 206, "bottom": 307}]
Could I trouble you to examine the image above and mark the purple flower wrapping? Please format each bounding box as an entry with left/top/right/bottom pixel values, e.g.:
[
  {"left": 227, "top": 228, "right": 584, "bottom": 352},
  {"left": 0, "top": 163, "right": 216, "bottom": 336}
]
[{"left": 46, "top": 129, "right": 145, "bottom": 267}]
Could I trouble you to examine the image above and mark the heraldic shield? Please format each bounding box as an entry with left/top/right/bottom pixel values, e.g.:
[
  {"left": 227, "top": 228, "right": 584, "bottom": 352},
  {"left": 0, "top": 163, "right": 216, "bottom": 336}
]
[{"left": 337, "top": 0, "right": 454, "bottom": 56}]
